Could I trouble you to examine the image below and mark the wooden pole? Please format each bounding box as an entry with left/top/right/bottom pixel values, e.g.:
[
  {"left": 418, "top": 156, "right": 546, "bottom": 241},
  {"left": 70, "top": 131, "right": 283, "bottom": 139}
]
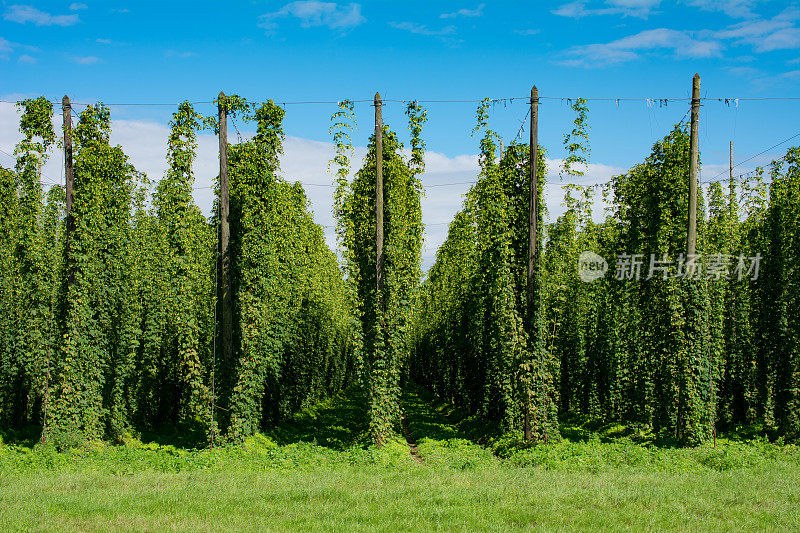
[
  {"left": 45, "top": 95, "right": 74, "bottom": 444},
  {"left": 687, "top": 73, "right": 700, "bottom": 257},
  {"left": 62, "top": 95, "right": 74, "bottom": 231},
  {"left": 375, "top": 92, "right": 384, "bottom": 305},
  {"left": 218, "top": 92, "right": 233, "bottom": 367},
  {"left": 729, "top": 140, "right": 736, "bottom": 211},
  {"left": 524, "top": 85, "right": 539, "bottom": 443},
  {"left": 729, "top": 141, "right": 733, "bottom": 183}
]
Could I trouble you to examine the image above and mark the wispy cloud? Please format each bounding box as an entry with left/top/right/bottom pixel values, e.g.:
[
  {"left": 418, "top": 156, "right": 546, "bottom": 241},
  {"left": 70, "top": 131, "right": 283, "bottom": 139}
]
[
  {"left": 748, "top": 67, "right": 800, "bottom": 89},
  {"left": 0, "top": 37, "right": 15, "bottom": 58},
  {"left": 389, "top": 22, "right": 456, "bottom": 36},
  {"left": 0, "top": 37, "right": 39, "bottom": 62},
  {"left": 685, "top": 0, "right": 758, "bottom": 19},
  {"left": 723, "top": 56, "right": 800, "bottom": 88},
  {"left": 71, "top": 55, "right": 100, "bottom": 64},
  {"left": 715, "top": 7, "right": 800, "bottom": 52},
  {"left": 725, "top": 65, "right": 760, "bottom": 77},
  {"left": 560, "top": 28, "right": 721, "bottom": 67},
  {"left": 94, "top": 38, "right": 130, "bottom": 46},
  {"left": 514, "top": 28, "right": 541, "bottom": 35},
  {"left": 552, "top": 0, "right": 660, "bottom": 19},
  {"left": 165, "top": 50, "right": 196, "bottom": 59},
  {"left": 4, "top": 4, "right": 80, "bottom": 26},
  {"left": 259, "top": 1, "right": 365, "bottom": 34},
  {"left": 388, "top": 21, "right": 463, "bottom": 44},
  {"left": 559, "top": 6, "right": 800, "bottom": 68},
  {"left": 17, "top": 54, "right": 36, "bottom": 64},
  {"left": 440, "top": 4, "right": 485, "bottom": 19},
  {"left": 69, "top": 3, "right": 88, "bottom": 10}
]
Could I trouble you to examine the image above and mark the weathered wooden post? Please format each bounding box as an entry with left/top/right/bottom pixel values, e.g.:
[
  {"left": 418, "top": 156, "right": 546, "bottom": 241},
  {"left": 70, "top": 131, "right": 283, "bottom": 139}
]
[
  {"left": 218, "top": 92, "right": 233, "bottom": 367},
  {"left": 375, "top": 92, "right": 384, "bottom": 306},
  {"left": 687, "top": 74, "right": 700, "bottom": 257},
  {"left": 63, "top": 95, "right": 74, "bottom": 232},
  {"left": 525, "top": 85, "right": 540, "bottom": 442}
]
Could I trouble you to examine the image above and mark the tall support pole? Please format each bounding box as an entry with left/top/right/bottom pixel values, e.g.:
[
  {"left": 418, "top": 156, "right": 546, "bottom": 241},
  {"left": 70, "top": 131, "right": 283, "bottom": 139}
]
[
  {"left": 375, "top": 92, "right": 384, "bottom": 306},
  {"left": 687, "top": 73, "right": 700, "bottom": 257},
  {"left": 45, "top": 95, "right": 74, "bottom": 444},
  {"left": 218, "top": 92, "right": 233, "bottom": 368},
  {"left": 62, "top": 96, "right": 74, "bottom": 232},
  {"left": 729, "top": 141, "right": 733, "bottom": 183},
  {"left": 524, "top": 86, "right": 540, "bottom": 443},
  {"left": 729, "top": 140, "right": 736, "bottom": 212},
  {"left": 684, "top": 74, "right": 703, "bottom": 444}
]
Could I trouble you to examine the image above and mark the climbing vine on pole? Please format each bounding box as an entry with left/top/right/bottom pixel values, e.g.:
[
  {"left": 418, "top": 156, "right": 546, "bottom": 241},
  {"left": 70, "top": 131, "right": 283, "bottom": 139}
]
[{"left": 335, "top": 99, "right": 425, "bottom": 444}]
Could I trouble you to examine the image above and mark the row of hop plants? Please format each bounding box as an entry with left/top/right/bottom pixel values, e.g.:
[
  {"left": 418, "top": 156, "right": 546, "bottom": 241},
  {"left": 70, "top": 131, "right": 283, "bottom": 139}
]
[
  {"left": 0, "top": 96, "right": 355, "bottom": 448},
  {"left": 411, "top": 98, "right": 800, "bottom": 445},
  {"left": 330, "top": 100, "right": 426, "bottom": 445},
  {"left": 409, "top": 99, "right": 555, "bottom": 442},
  {"left": 3, "top": 93, "right": 798, "bottom": 449}
]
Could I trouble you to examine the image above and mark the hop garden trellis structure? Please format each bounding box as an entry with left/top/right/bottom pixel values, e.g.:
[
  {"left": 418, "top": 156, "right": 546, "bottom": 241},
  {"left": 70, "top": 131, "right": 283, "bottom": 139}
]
[{"left": 1, "top": 73, "right": 799, "bottom": 449}]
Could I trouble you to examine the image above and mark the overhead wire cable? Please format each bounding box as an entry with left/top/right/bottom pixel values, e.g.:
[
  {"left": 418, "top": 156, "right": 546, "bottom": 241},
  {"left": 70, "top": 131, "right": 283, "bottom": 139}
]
[
  {"left": 2, "top": 96, "right": 799, "bottom": 107},
  {"left": 705, "top": 131, "right": 800, "bottom": 183}
]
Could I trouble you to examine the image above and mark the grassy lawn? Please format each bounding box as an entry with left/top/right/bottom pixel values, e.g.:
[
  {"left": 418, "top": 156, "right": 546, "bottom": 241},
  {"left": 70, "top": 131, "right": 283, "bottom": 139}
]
[{"left": 1, "top": 388, "right": 798, "bottom": 532}]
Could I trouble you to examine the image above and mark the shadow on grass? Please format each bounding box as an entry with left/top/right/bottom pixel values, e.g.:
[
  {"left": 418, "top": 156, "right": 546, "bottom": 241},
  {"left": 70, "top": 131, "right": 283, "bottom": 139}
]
[
  {"left": 401, "top": 384, "right": 500, "bottom": 445},
  {"left": 139, "top": 422, "right": 210, "bottom": 450},
  {"left": 0, "top": 387, "right": 372, "bottom": 454},
  {"left": 401, "top": 386, "right": 731, "bottom": 455},
  {"left": 557, "top": 413, "right": 783, "bottom": 448},
  {"left": 558, "top": 412, "right": 683, "bottom": 447},
  {"left": 0, "top": 425, "right": 42, "bottom": 448},
  {"left": 268, "top": 386, "right": 371, "bottom": 450}
]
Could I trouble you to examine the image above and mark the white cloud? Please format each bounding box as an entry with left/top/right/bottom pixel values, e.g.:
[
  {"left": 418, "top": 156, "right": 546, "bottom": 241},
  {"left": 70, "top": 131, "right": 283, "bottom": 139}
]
[
  {"left": 559, "top": 5, "right": 800, "bottom": 68},
  {"left": 553, "top": 1, "right": 587, "bottom": 17},
  {"left": 0, "top": 102, "right": 475, "bottom": 269},
  {"left": 560, "top": 28, "right": 722, "bottom": 67},
  {"left": 685, "top": 0, "right": 758, "bottom": 18},
  {"left": 755, "top": 28, "right": 800, "bottom": 52},
  {"left": 95, "top": 38, "right": 129, "bottom": 46},
  {"left": 0, "top": 37, "right": 14, "bottom": 57},
  {"left": 726, "top": 65, "right": 760, "bottom": 76},
  {"left": 515, "top": 29, "right": 541, "bottom": 35},
  {"left": 0, "top": 100, "right": 631, "bottom": 270},
  {"left": 553, "top": 0, "right": 661, "bottom": 19},
  {"left": 0, "top": 37, "right": 37, "bottom": 61},
  {"left": 71, "top": 56, "right": 100, "bottom": 64},
  {"left": 715, "top": 7, "right": 800, "bottom": 52},
  {"left": 17, "top": 54, "right": 36, "bottom": 64},
  {"left": 0, "top": 103, "right": 756, "bottom": 272},
  {"left": 4, "top": 5, "right": 80, "bottom": 26},
  {"left": 69, "top": 3, "right": 88, "bottom": 10},
  {"left": 389, "top": 22, "right": 456, "bottom": 36},
  {"left": 440, "top": 4, "right": 485, "bottom": 18},
  {"left": 259, "top": 1, "right": 365, "bottom": 34}
]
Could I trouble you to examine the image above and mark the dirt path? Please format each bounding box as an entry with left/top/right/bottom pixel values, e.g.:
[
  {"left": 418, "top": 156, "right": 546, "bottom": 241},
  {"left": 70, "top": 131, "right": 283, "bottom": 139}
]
[{"left": 400, "top": 415, "right": 423, "bottom": 463}]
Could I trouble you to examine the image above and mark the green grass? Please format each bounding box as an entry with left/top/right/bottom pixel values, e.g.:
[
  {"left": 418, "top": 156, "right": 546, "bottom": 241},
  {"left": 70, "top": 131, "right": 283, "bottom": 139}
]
[{"left": 0, "top": 387, "right": 799, "bottom": 531}]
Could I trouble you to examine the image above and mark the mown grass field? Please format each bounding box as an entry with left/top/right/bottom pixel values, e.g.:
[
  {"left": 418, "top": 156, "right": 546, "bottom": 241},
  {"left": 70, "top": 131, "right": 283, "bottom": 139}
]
[{"left": 1, "top": 388, "right": 798, "bottom": 532}]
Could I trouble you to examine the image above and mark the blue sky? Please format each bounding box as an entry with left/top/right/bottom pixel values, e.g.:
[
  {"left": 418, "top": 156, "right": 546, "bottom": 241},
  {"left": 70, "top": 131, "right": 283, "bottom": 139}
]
[{"left": 1, "top": 1, "right": 799, "bottom": 267}]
